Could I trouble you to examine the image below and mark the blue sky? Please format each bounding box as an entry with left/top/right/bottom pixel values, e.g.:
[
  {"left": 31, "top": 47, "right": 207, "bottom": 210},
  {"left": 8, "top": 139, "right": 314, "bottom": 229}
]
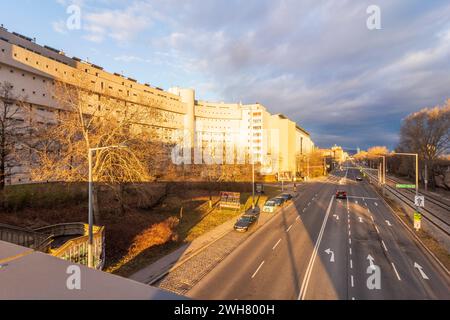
[{"left": 1, "top": 0, "right": 449, "bottom": 149}]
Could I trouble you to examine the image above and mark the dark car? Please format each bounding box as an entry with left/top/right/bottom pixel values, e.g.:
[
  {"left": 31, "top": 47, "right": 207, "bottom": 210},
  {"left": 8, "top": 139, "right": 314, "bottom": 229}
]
[
  {"left": 273, "top": 197, "right": 286, "bottom": 206},
  {"left": 280, "top": 193, "right": 293, "bottom": 202},
  {"left": 356, "top": 176, "right": 363, "bottom": 181},
  {"left": 234, "top": 215, "right": 257, "bottom": 232},
  {"left": 336, "top": 191, "right": 347, "bottom": 199}
]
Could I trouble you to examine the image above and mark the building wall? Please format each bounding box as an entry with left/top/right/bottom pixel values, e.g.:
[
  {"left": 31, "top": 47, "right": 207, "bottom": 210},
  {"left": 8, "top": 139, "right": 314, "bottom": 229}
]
[{"left": 0, "top": 27, "right": 314, "bottom": 183}]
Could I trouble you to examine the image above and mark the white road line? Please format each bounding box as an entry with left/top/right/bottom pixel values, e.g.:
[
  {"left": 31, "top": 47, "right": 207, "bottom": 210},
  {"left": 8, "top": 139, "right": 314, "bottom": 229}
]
[
  {"left": 375, "top": 202, "right": 378, "bottom": 206},
  {"left": 392, "top": 262, "right": 401, "bottom": 281},
  {"left": 381, "top": 240, "right": 388, "bottom": 252},
  {"left": 298, "top": 196, "right": 334, "bottom": 300},
  {"left": 273, "top": 239, "right": 281, "bottom": 250},
  {"left": 350, "top": 259, "right": 353, "bottom": 269},
  {"left": 349, "top": 248, "right": 352, "bottom": 255},
  {"left": 287, "top": 225, "right": 293, "bottom": 233},
  {"left": 252, "top": 261, "right": 265, "bottom": 279},
  {"left": 296, "top": 216, "right": 300, "bottom": 222},
  {"left": 375, "top": 226, "right": 380, "bottom": 234},
  {"left": 349, "top": 238, "right": 352, "bottom": 245},
  {"left": 349, "top": 230, "right": 351, "bottom": 236},
  {"left": 308, "top": 202, "right": 311, "bottom": 206},
  {"left": 303, "top": 208, "right": 306, "bottom": 213},
  {"left": 351, "top": 275, "right": 354, "bottom": 287},
  {"left": 371, "top": 216, "right": 375, "bottom": 222}
]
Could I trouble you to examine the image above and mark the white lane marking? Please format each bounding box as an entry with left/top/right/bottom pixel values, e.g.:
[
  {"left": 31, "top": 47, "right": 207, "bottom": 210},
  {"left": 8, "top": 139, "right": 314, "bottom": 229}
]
[
  {"left": 385, "top": 220, "right": 392, "bottom": 227},
  {"left": 252, "top": 261, "right": 265, "bottom": 279},
  {"left": 286, "top": 225, "right": 293, "bottom": 233},
  {"left": 349, "top": 248, "right": 352, "bottom": 255},
  {"left": 350, "top": 259, "right": 353, "bottom": 269},
  {"left": 273, "top": 239, "right": 281, "bottom": 250},
  {"left": 351, "top": 275, "right": 354, "bottom": 287},
  {"left": 371, "top": 216, "right": 375, "bottom": 222},
  {"left": 381, "top": 240, "right": 388, "bottom": 252},
  {"left": 296, "top": 216, "right": 300, "bottom": 222},
  {"left": 303, "top": 208, "right": 306, "bottom": 213},
  {"left": 392, "top": 263, "right": 401, "bottom": 281},
  {"left": 308, "top": 202, "right": 311, "bottom": 206},
  {"left": 375, "top": 226, "right": 380, "bottom": 234},
  {"left": 359, "top": 217, "right": 363, "bottom": 223},
  {"left": 298, "top": 196, "right": 334, "bottom": 300},
  {"left": 349, "top": 238, "right": 352, "bottom": 245},
  {"left": 414, "top": 262, "right": 430, "bottom": 280},
  {"left": 375, "top": 202, "right": 378, "bottom": 206}
]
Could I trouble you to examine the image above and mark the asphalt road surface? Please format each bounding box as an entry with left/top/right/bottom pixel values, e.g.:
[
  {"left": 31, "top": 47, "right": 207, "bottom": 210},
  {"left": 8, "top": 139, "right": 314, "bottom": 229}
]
[{"left": 188, "top": 166, "right": 450, "bottom": 300}]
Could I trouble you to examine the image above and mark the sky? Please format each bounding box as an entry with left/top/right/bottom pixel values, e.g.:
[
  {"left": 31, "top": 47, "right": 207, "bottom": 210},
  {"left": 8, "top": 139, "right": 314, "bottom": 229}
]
[{"left": 1, "top": 0, "right": 449, "bottom": 150}]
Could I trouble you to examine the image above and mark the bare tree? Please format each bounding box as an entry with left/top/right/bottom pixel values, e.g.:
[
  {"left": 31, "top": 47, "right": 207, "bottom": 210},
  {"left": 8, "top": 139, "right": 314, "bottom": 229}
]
[
  {"left": 0, "top": 81, "right": 29, "bottom": 191},
  {"left": 31, "top": 75, "right": 166, "bottom": 219},
  {"left": 397, "top": 100, "right": 450, "bottom": 185}
]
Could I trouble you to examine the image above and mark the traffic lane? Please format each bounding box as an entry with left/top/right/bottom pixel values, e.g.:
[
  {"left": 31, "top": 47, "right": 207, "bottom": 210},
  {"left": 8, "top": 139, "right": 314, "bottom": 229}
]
[
  {"left": 360, "top": 183, "right": 450, "bottom": 299},
  {"left": 247, "top": 184, "right": 339, "bottom": 300},
  {"left": 345, "top": 175, "right": 403, "bottom": 300},
  {"left": 347, "top": 193, "right": 405, "bottom": 299},
  {"left": 302, "top": 194, "right": 349, "bottom": 300},
  {"left": 188, "top": 180, "right": 334, "bottom": 299}
]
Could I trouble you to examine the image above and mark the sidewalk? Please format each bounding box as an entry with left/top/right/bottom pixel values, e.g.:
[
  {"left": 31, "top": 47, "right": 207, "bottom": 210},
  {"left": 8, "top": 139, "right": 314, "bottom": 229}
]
[{"left": 130, "top": 189, "right": 297, "bottom": 285}]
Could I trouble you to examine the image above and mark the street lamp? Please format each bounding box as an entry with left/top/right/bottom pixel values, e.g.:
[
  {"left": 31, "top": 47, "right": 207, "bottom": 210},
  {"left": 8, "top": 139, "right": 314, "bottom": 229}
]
[{"left": 88, "top": 144, "right": 128, "bottom": 268}]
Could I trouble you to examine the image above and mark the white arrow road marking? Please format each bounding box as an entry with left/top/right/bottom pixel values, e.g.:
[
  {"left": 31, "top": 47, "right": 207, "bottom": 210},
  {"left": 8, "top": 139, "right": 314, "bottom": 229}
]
[
  {"left": 325, "top": 249, "right": 335, "bottom": 262},
  {"left": 333, "top": 214, "right": 339, "bottom": 221},
  {"left": 414, "top": 262, "right": 430, "bottom": 280},
  {"left": 298, "top": 196, "right": 334, "bottom": 300},
  {"left": 252, "top": 261, "right": 265, "bottom": 279},
  {"left": 367, "top": 254, "right": 375, "bottom": 267},
  {"left": 385, "top": 220, "right": 392, "bottom": 227}
]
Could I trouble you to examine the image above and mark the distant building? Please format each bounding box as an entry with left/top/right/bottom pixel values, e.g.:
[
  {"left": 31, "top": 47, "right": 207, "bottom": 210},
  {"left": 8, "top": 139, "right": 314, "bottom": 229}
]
[{"left": 0, "top": 27, "right": 314, "bottom": 183}]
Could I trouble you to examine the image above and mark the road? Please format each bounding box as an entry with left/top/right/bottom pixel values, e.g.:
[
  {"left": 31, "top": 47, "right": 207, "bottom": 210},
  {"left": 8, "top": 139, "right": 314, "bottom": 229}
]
[{"left": 188, "top": 166, "right": 450, "bottom": 300}]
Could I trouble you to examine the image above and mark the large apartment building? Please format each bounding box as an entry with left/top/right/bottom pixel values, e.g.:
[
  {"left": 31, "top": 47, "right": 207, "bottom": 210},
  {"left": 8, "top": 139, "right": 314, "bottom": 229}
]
[{"left": 0, "top": 27, "right": 314, "bottom": 184}]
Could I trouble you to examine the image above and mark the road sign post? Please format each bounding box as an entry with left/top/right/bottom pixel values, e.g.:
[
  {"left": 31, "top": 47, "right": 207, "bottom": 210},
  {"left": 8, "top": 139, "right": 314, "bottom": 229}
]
[
  {"left": 414, "top": 195, "right": 425, "bottom": 208},
  {"left": 396, "top": 184, "right": 416, "bottom": 189},
  {"left": 414, "top": 212, "right": 422, "bottom": 231}
]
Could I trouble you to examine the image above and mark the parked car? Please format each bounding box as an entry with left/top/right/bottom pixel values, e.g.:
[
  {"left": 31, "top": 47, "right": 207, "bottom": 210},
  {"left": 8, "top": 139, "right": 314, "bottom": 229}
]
[
  {"left": 263, "top": 200, "right": 277, "bottom": 213},
  {"left": 280, "top": 193, "right": 293, "bottom": 202},
  {"left": 234, "top": 215, "right": 257, "bottom": 232},
  {"left": 273, "top": 197, "right": 286, "bottom": 206},
  {"left": 336, "top": 191, "right": 348, "bottom": 199}
]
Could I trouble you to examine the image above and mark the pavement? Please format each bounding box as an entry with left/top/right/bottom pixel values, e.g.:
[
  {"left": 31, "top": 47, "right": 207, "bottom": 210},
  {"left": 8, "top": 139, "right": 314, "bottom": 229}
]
[{"left": 186, "top": 166, "right": 450, "bottom": 300}]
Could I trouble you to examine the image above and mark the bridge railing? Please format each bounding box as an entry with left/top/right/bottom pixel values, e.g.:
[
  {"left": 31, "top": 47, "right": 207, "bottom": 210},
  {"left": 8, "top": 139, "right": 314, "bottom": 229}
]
[
  {"left": 0, "top": 223, "right": 53, "bottom": 252},
  {"left": 51, "top": 225, "right": 105, "bottom": 270}
]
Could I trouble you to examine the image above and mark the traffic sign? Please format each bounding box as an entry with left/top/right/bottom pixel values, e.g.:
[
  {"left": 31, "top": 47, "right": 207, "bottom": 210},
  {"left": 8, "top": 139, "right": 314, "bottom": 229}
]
[
  {"left": 414, "top": 195, "right": 425, "bottom": 208},
  {"left": 414, "top": 212, "right": 422, "bottom": 231},
  {"left": 396, "top": 184, "right": 416, "bottom": 189}
]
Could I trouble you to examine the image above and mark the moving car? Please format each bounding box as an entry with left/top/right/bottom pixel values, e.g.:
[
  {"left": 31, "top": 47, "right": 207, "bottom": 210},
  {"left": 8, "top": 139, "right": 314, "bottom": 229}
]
[
  {"left": 280, "top": 193, "right": 293, "bottom": 202},
  {"left": 336, "top": 191, "right": 347, "bottom": 199},
  {"left": 356, "top": 176, "right": 363, "bottom": 181},
  {"left": 234, "top": 215, "right": 258, "bottom": 232}
]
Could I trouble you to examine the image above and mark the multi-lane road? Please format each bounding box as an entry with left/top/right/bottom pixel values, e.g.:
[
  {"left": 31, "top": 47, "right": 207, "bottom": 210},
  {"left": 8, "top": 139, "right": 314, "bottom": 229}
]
[{"left": 188, "top": 166, "right": 450, "bottom": 300}]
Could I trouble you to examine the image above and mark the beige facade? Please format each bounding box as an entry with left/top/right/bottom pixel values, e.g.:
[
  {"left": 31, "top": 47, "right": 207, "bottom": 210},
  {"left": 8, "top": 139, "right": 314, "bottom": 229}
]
[{"left": 0, "top": 28, "right": 314, "bottom": 183}]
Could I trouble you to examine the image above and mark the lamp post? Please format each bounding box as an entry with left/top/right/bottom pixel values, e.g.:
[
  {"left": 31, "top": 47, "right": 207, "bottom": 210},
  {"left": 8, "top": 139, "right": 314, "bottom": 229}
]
[{"left": 88, "top": 144, "right": 127, "bottom": 268}]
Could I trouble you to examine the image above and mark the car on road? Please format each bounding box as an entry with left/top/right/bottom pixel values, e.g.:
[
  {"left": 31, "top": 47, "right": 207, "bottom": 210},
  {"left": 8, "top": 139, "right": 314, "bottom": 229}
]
[
  {"left": 234, "top": 215, "right": 258, "bottom": 232},
  {"left": 356, "top": 176, "right": 363, "bottom": 181},
  {"left": 336, "top": 191, "right": 347, "bottom": 199},
  {"left": 280, "top": 193, "right": 293, "bottom": 202}
]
